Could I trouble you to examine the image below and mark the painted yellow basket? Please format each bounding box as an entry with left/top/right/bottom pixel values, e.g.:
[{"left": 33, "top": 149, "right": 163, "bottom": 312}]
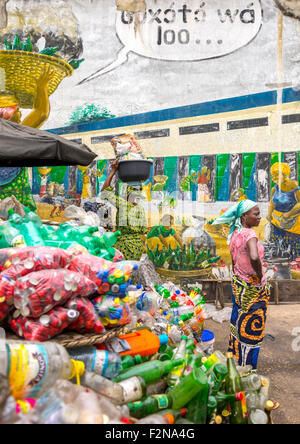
[{"left": 0, "top": 50, "right": 73, "bottom": 109}]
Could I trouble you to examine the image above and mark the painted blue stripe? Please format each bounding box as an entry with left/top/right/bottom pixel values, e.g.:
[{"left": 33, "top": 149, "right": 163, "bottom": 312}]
[
  {"left": 282, "top": 87, "right": 300, "bottom": 104},
  {"left": 47, "top": 90, "right": 279, "bottom": 136}
]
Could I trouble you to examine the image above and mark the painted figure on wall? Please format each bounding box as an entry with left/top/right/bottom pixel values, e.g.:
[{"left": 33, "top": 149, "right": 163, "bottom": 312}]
[
  {"left": 267, "top": 162, "right": 300, "bottom": 260},
  {"left": 197, "top": 166, "right": 210, "bottom": 203},
  {"left": 38, "top": 167, "right": 52, "bottom": 198},
  {"left": 78, "top": 164, "right": 106, "bottom": 200},
  {"left": 147, "top": 214, "right": 184, "bottom": 252}
]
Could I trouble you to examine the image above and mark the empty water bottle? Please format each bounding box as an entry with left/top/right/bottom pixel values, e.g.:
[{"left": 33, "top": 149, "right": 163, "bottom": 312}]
[{"left": 67, "top": 347, "right": 121, "bottom": 380}]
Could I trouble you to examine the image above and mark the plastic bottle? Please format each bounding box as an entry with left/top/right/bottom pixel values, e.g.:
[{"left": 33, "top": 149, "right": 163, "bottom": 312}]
[
  {"left": 167, "top": 336, "right": 188, "bottom": 387},
  {"left": 73, "top": 390, "right": 104, "bottom": 424},
  {"left": 184, "top": 354, "right": 203, "bottom": 376},
  {"left": 225, "top": 352, "right": 248, "bottom": 425},
  {"left": 136, "top": 412, "right": 177, "bottom": 425},
  {"left": 0, "top": 339, "right": 77, "bottom": 400},
  {"left": 200, "top": 350, "right": 226, "bottom": 374},
  {"left": 208, "top": 363, "right": 228, "bottom": 395},
  {"left": 24, "top": 207, "right": 43, "bottom": 228},
  {"left": 67, "top": 347, "right": 121, "bottom": 380},
  {"left": 168, "top": 367, "right": 209, "bottom": 410},
  {"left": 248, "top": 409, "right": 268, "bottom": 424},
  {"left": 188, "top": 316, "right": 204, "bottom": 343},
  {"left": 259, "top": 375, "right": 270, "bottom": 399},
  {"left": 136, "top": 291, "right": 159, "bottom": 315},
  {"left": 0, "top": 232, "right": 9, "bottom": 249},
  {"left": 154, "top": 285, "right": 171, "bottom": 299},
  {"left": 118, "top": 376, "right": 147, "bottom": 403},
  {"left": 99, "top": 329, "right": 168, "bottom": 358},
  {"left": 121, "top": 354, "right": 145, "bottom": 370},
  {"left": 168, "top": 324, "right": 183, "bottom": 344},
  {"left": 80, "top": 371, "right": 124, "bottom": 403},
  {"left": 241, "top": 374, "right": 262, "bottom": 392},
  {"left": 115, "top": 359, "right": 185, "bottom": 384},
  {"left": 0, "top": 221, "right": 26, "bottom": 248},
  {"left": 128, "top": 394, "right": 173, "bottom": 419}
]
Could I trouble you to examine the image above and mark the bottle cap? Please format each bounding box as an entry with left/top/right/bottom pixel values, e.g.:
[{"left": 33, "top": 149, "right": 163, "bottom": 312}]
[
  {"left": 8, "top": 209, "right": 14, "bottom": 215},
  {"left": 180, "top": 408, "right": 188, "bottom": 417},
  {"left": 181, "top": 335, "right": 188, "bottom": 341},
  {"left": 201, "top": 330, "right": 215, "bottom": 343},
  {"left": 159, "top": 334, "right": 169, "bottom": 346},
  {"left": 135, "top": 355, "right": 143, "bottom": 365},
  {"left": 164, "top": 414, "right": 175, "bottom": 424},
  {"left": 265, "top": 400, "right": 274, "bottom": 411},
  {"left": 215, "top": 415, "right": 223, "bottom": 424},
  {"left": 222, "top": 409, "right": 230, "bottom": 417}
]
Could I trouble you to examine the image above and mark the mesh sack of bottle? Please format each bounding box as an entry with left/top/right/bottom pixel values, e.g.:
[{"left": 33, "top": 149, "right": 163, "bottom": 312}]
[
  {"left": 9, "top": 306, "right": 80, "bottom": 342},
  {"left": 0, "top": 272, "right": 16, "bottom": 321},
  {"left": 93, "top": 296, "right": 132, "bottom": 328},
  {"left": 13, "top": 269, "right": 98, "bottom": 318},
  {"left": 67, "top": 255, "right": 113, "bottom": 286},
  {"left": 2, "top": 247, "right": 72, "bottom": 280},
  {"left": 64, "top": 298, "right": 104, "bottom": 334}
]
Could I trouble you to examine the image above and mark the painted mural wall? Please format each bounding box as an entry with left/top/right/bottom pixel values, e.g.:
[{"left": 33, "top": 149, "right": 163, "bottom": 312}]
[{"left": 0, "top": 0, "right": 299, "bottom": 284}]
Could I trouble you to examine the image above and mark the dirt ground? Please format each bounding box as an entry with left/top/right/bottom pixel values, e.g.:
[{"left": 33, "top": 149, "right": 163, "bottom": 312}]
[{"left": 205, "top": 304, "right": 300, "bottom": 424}]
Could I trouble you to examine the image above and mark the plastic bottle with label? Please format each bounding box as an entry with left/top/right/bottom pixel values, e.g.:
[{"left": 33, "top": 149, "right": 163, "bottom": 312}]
[
  {"left": 0, "top": 221, "right": 26, "bottom": 248},
  {"left": 128, "top": 394, "right": 173, "bottom": 419},
  {"left": 0, "top": 339, "right": 81, "bottom": 400},
  {"left": 67, "top": 347, "right": 121, "bottom": 380}
]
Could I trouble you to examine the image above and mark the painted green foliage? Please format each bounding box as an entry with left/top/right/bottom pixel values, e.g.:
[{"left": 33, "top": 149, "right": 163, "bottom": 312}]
[{"left": 67, "top": 104, "right": 116, "bottom": 126}]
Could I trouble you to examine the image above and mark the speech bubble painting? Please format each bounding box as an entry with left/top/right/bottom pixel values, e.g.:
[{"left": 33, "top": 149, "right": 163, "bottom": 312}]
[{"left": 78, "top": 0, "right": 263, "bottom": 85}]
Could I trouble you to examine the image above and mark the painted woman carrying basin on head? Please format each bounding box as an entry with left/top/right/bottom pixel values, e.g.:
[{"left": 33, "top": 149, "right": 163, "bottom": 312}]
[
  {"left": 267, "top": 162, "right": 300, "bottom": 260},
  {"left": 213, "top": 200, "right": 270, "bottom": 369}
]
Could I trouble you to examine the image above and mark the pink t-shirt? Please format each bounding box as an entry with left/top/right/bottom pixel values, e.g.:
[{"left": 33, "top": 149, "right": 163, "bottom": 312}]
[{"left": 229, "top": 228, "right": 265, "bottom": 284}]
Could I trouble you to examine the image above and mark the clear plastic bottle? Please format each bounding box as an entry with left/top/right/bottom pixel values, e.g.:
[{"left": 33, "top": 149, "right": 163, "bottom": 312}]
[
  {"left": 0, "top": 221, "right": 26, "bottom": 247},
  {"left": 73, "top": 390, "right": 104, "bottom": 424},
  {"left": 67, "top": 347, "right": 121, "bottom": 380},
  {"left": 168, "top": 324, "right": 183, "bottom": 344},
  {"left": 80, "top": 371, "right": 124, "bottom": 403},
  {"left": 0, "top": 339, "right": 74, "bottom": 400},
  {"left": 241, "top": 374, "right": 262, "bottom": 392},
  {"left": 248, "top": 409, "right": 268, "bottom": 424}
]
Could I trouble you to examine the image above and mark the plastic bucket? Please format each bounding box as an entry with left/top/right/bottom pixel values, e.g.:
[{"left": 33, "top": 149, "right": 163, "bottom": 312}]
[{"left": 118, "top": 159, "right": 153, "bottom": 183}]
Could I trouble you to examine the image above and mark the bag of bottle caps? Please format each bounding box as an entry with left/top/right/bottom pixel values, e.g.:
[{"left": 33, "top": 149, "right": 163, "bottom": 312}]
[
  {"left": 65, "top": 298, "right": 105, "bottom": 334},
  {"left": 9, "top": 306, "right": 80, "bottom": 341},
  {"left": 14, "top": 269, "right": 98, "bottom": 318},
  {"left": 68, "top": 254, "right": 113, "bottom": 287},
  {"left": 0, "top": 272, "right": 16, "bottom": 321},
  {"left": 110, "top": 134, "right": 146, "bottom": 161},
  {"left": 2, "top": 247, "right": 72, "bottom": 280},
  {"left": 96, "top": 261, "right": 139, "bottom": 297},
  {"left": 93, "top": 296, "right": 131, "bottom": 328}
]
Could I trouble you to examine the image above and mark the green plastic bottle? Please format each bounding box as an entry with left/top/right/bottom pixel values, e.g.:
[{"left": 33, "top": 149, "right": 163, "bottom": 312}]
[
  {"left": 57, "top": 224, "right": 77, "bottom": 241},
  {"left": 18, "top": 220, "right": 45, "bottom": 247},
  {"left": 0, "top": 232, "right": 9, "bottom": 249},
  {"left": 0, "top": 221, "right": 26, "bottom": 247},
  {"left": 208, "top": 363, "right": 228, "bottom": 395},
  {"left": 23, "top": 207, "right": 43, "bottom": 228},
  {"left": 184, "top": 354, "right": 203, "bottom": 376},
  {"left": 128, "top": 394, "right": 173, "bottom": 419},
  {"left": 102, "top": 230, "right": 122, "bottom": 247},
  {"left": 41, "top": 225, "right": 57, "bottom": 240},
  {"left": 114, "top": 359, "right": 185, "bottom": 384},
  {"left": 168, "top": 366, "right": 209, "bottom": 410},
  {"left": 225, "top": 352, "right": 248, "bottom": 424},
  {"left": 121, "top": 354, "right": 145, "bottom": 370},
  {"left": 185, "top": 373, "right": 210, "bottom": 424},
  {"left": 8, "top": 209, "right": 23, "bottom": 226}
]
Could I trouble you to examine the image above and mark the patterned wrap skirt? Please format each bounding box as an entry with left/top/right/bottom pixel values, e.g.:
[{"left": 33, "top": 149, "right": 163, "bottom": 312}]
[{"left": 228, "top": 275, "right": 271, "bottom": 369}]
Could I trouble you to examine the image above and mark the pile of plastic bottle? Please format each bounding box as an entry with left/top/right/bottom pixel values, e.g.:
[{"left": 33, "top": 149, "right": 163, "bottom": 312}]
[
  {"left": 0, "top": 330, "right": 275, "bottom": 424},
  {"left": 0, "top": 207, "right": 123, "bottom": 261}
]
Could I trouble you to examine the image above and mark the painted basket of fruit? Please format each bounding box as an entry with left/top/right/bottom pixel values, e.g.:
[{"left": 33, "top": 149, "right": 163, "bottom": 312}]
[{"left": 0, "top": 49, "right": 73, "bottom": 108}]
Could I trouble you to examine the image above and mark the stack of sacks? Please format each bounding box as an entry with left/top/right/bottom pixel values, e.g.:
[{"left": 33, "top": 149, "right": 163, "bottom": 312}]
[{"left": 0, "top": 247, "right": 139, "bottom": 341}]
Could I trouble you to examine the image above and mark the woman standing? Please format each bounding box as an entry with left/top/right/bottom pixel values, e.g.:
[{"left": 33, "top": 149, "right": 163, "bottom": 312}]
[
  {"left": 101, "top": 160, "right": 147, "bottom": 261},
  {"left": 213, "top": 200, "right": 270, "bottom": 369}
]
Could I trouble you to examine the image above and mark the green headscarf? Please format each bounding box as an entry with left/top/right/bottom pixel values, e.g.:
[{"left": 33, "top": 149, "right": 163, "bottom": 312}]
[{"left": 212, "top": 199, "right": 258, "bottom": 244}]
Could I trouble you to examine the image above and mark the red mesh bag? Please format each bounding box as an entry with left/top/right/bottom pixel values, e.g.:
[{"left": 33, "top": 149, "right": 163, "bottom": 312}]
[
  {"left": 65, "top": 298, "right": 105, "bottom": 334},
  {"left": 3, "top": 247, "right": 72, "bottom": 280},
  {"left": 9, "top": 306, "right": 80, "bottom": 341},
  {"left": 14, "top": 269, "right": 97, "bottom": 318},
  {"left": 68, "top": 254, "right": 112, "bottom": 286},
  {"left": 0, "top": 272, "right": 16, "bottom": 321}
]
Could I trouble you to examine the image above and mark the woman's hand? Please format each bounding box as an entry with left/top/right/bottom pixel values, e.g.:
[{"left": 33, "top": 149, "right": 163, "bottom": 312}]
[
  {"left": 111, "top": 159, "right": 119, "bottom": 175},
  {"left": 36, "top": 66, "right": 55, "bottom": 90}
]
